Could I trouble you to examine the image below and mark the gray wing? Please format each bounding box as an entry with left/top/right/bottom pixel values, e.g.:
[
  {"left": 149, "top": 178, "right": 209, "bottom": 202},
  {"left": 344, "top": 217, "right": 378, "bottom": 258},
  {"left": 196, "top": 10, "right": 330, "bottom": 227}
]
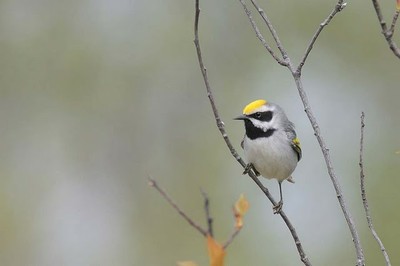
[{"left": 285, "top": 121, "right": 302, "bottom": 161}]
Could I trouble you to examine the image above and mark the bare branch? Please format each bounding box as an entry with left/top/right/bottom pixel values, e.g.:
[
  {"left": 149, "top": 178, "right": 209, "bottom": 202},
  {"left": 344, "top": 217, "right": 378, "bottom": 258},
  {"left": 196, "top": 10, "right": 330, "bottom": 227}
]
[
  {"left": 291, "top": 2, "right": 365, "bottom": 264},
  {"left": 200, "top": 188, "right": 214, "bottom": 237},
  {"left": 249, "top": 0, "right": 290, "bottom": 62},
  {"left": 246, "top": 0, "right": 346, "bottom": 73},
  {"left": 297, "top": 0, "right": 346, "bottom": 73},
  {"left": 239, "top": 0, "right": 365, "bottom": 264},
  {"left": 148, "top": 177, "right": 207, "bottom": 236},
  {"left": 371, "top": 0, "right": 400, "bottom": 58},
  {"left": 290, "top": 71, "right": 365, "bottom": 266},
  {"left": 359, "top": 113, "right": 392, "bottom": 266},
  {"left": 194, "top": 1, "right": 311, "bottom": 265},
  {"left": 223, "top": 227, "right": 241, "bottom": 249},
  {"left": 237, "top": 0, "right": 288, "bottom": 66},
  {"left": 389, "top": 10, "right": 400, "bottom": 35},
  {"left": 194, "top": 1, "right": 242, "bottom": 165}
]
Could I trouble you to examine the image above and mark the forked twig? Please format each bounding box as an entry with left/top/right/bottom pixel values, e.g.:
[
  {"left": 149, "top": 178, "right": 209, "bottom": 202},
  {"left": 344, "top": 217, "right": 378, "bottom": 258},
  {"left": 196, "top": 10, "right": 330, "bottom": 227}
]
[
  {"left": 359, "top": 113, "right": 391, "bottom": 266},
  {"left": 194, "top": 1, "right": 311, "bottom": 265},
  {"left": 371, "top": 0, "right": 400, "bottom": 58},
  {"left": 150, "top": 177, "right": 244, "bottom": 249},
  {"left": 238, "top": 0, "right": 288, "bottom": 66},
  {"left": 249, "top": 0, "right": 289, "bottom": 61},
  {"left": 148, "top": 177, "right": 207, "bottom": 236},
  {"left": 200, "top": 189, "right": 214, "bottom": 237},
  {"left": 238, "top": 0, "right": 365, "bottom": 265}
]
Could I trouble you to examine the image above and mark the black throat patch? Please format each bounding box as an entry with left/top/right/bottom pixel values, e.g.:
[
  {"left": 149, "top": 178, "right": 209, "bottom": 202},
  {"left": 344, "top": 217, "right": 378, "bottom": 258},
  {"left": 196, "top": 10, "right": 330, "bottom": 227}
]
[{"left": 244, "top": 119, "right": 276, "bottom": 140}]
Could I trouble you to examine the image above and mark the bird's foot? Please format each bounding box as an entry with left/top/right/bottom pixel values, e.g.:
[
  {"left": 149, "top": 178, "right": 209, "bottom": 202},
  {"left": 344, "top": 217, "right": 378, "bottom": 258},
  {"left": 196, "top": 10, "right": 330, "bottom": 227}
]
[
  {"left": 243, "top": 163, "right": 260, "bottom": 176},
  {"left": 273, "top": 201, "right": 283, "bottom": 214}
]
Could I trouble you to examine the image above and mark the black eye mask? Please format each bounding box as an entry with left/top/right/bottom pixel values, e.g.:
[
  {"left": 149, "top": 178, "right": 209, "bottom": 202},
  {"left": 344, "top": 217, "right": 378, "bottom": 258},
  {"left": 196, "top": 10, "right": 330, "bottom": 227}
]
[
  {"left": 244, "top": 119, "right": 276, "bottom": 140},
  {"left": 251, "top": 111, "right": 273, "bottom": 122}
]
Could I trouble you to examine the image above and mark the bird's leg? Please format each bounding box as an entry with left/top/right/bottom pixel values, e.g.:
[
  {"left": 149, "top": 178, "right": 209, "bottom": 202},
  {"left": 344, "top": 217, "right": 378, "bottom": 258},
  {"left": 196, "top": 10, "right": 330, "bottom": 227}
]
[
  {"left": 243, "top": 163, "right": 260, "bottom": 176},
  {"left": 273, "top": 181, "right": 283, "bottom": 214}
]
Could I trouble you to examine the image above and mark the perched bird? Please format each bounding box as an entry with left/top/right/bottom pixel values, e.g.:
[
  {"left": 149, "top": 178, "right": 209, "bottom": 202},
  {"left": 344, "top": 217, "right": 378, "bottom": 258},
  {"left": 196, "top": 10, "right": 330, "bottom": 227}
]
[{"left": 234, "top": 99, "right": 301, "bottom": 213}]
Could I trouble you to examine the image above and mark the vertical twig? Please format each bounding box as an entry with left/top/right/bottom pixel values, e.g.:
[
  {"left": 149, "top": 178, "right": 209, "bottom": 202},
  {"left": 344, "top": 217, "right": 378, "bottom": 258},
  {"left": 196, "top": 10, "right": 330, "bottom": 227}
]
[
  {"left": 359, "top": 113, "right": 392, "bottom": 266},
  {"left": 291, "top": 76, "right": 365, "bottom": 266},
  {"left": 194, "top": 1, "right": 312, "bottom": 265},
  {"left": 200, "top": 189, "right": 214, "bottom": 237}
]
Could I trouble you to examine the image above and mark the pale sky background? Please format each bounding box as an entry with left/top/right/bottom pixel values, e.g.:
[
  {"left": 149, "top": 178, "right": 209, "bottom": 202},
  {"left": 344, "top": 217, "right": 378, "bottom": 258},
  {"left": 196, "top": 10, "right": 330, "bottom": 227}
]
[{"left": 0, "top": 0, "right": 399, "bottom": 265}]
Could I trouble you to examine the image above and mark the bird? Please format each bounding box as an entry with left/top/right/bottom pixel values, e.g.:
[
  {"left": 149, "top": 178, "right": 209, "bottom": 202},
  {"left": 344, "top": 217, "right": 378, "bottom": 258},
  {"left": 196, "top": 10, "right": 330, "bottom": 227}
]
[{"left": 234, "top": 99, "right": 301, "bottom": 214}]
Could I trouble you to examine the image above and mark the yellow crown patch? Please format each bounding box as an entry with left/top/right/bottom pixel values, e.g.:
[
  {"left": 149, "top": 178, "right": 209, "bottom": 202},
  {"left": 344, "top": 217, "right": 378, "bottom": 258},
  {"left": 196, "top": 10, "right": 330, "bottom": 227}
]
[{"left": 243, "top": 99, "right": 267, "bottom": 115}]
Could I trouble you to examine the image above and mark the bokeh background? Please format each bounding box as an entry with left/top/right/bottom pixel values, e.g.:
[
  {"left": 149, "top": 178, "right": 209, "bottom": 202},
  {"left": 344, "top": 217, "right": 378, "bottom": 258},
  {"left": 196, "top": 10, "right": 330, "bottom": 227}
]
[{"left": 0, "top": 0, "right": 399, "bottom": 265}]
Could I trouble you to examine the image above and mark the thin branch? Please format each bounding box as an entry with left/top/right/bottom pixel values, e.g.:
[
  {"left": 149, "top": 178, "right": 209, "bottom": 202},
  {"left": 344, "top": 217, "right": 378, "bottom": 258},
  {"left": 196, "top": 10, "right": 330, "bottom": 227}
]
[
  {"left": 223, "top": 227, "right": 241, "bottom": 249},
  {"left": 194, "top": 0, "right": 241, "bottom": 164},
  {"left": 148, "top": 177, "right": 207, "bottom": 236},
  {"left": 200, "top": 188, "right": 214, "bottom": 237},
  {"left": 371, "top": 0, "right": 400, "bottom": 58},
  {"left": 223, "top": 203, "right": 245, "bottom": 249},
  {"left": 297, "top": 0, "right": 346, "bottom": 73},
  {"left": 249, "top": 0, "right": 290, "bottom": 62},
  {"left": 194, "top": 1, "right": 311, "bottom": 265},
  {"left": 290, "top": 77, "right": 365, "bottom": 266},
  {"left": 248, "top": 0, "right": 346, "bottom": 73},
  {"left": 239, "top": 0, "right": 365, "bottom": 265},
  {"left": 290, "top": 2, "right": 365, "bottom": 264},
  {"left": 359, "top": 112, "right": 392, "bottom": 266},
  {"left": 372, "top": 0, "right": 386, "bottom": 29},
  {"left": 238, "top": 0, "right": 288, "bottom": 66},
  {"left": 389, "top": 10, "right": 400, "bottom": 35}
]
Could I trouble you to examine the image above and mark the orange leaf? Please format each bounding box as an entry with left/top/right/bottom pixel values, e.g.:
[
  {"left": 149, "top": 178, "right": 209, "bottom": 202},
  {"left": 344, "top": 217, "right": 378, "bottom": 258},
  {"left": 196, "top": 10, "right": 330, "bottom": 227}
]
[
  {"left": 177, "top": 261, "right": 198, "bottom": 266},
  {"left": 397, "top": 0, "right": 400, "bottom": 10},
  {"left": 233, "top": 194, "right": 249, "bottom": 229},
  {"left": 206, "top": 235, "right": 226, "bottom": 266}
]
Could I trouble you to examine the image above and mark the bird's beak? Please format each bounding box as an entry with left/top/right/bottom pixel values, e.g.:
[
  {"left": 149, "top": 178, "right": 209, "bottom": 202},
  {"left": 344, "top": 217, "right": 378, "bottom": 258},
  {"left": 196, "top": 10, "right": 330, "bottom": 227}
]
[{"left": 234, "top": 114, "right": 247, "bottom": 120}]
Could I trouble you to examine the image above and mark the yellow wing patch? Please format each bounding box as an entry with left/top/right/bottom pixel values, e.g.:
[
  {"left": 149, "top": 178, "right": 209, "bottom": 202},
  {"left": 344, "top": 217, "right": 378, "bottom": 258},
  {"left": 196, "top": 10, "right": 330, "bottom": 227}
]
[
  {"left": 243, "top": 99, "right": 267, "bottom": 115},
  {"left": 291, "top": 137, "right": 302, "bottom": 161},
  {"left": 292, "top": 137, "right": 301, "bottom": 147}
]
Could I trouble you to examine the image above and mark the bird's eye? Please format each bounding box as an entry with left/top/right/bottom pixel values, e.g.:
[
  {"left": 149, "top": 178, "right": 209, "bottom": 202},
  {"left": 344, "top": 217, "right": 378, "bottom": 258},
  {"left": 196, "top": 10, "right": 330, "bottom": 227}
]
[{"left": 255, "top": 112, "right": 261, "bottom": 118}]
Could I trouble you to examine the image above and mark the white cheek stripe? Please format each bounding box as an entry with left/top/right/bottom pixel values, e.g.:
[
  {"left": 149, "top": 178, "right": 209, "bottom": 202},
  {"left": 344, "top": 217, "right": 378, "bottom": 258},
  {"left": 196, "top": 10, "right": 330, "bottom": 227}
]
[{"left": 249, "top": 118, "right": 274, "bottom": 132}]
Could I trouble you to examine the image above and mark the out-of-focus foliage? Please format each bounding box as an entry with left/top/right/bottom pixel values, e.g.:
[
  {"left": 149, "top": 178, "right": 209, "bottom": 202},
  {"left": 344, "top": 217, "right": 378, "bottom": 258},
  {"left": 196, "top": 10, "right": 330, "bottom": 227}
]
[
  {"left": 0, "top": 0, "right": 399, "bottom": 265},
  {"left": 234, "top": 194, "right": 249, "bottom": 229},
  {"left": 206, "top": 235, "right": 226, "bottom": 266}
]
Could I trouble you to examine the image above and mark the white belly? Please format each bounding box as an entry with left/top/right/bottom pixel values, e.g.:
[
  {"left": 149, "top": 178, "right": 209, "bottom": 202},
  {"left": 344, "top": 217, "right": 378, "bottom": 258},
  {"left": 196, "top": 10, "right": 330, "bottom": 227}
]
[{"left": 243, "top": 133, "right": 298, "bottom": 182}]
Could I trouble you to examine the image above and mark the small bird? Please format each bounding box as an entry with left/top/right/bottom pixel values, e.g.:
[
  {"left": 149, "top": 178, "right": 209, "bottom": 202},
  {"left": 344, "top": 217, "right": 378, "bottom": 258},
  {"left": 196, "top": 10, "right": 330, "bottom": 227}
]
[{"left": 234, "top": 99, "right": 301, "bottom": 214}]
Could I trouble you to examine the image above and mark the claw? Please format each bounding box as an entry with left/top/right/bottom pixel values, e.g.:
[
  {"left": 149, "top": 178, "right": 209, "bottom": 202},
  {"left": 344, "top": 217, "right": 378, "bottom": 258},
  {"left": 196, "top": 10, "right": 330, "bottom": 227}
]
[
  {"left": 243, "top": 163, "right": 260, "bottom": 176},
  {"left": 273, "top": 201, "right": 283, "bottom": 214}
]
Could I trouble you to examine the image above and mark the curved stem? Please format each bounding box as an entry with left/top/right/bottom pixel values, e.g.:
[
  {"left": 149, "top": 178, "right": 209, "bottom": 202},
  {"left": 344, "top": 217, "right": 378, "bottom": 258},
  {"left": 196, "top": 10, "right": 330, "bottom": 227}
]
[{"left": 194, "top": 1, "right": 312, "bottom": 265}]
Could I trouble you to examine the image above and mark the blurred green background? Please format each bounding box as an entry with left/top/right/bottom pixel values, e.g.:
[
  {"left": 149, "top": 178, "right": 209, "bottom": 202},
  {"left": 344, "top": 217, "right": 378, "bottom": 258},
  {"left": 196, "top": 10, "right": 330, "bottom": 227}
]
[{"left": 0, "top": 0, "right": 399, "bottom": 265}]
